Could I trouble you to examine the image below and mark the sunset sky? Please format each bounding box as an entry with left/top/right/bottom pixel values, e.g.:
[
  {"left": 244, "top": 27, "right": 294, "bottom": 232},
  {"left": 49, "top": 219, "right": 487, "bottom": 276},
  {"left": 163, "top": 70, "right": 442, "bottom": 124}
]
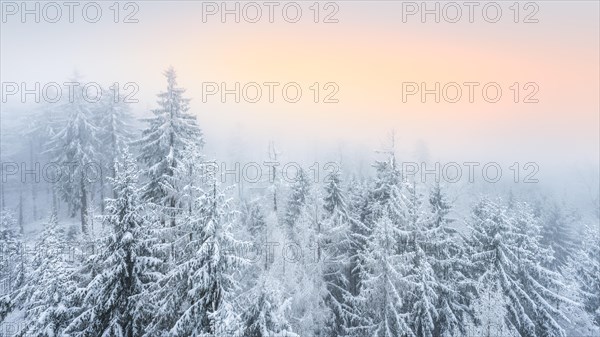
[{"left": 2, "top": 1, "right": 598, "bottom": 169}]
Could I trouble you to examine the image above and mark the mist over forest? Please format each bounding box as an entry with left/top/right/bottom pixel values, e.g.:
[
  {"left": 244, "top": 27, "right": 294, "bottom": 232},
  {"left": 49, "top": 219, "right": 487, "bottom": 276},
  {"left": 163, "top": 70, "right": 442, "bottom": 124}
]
[{"left": 0, "top": 67, "right": 598, "bottom": 337}]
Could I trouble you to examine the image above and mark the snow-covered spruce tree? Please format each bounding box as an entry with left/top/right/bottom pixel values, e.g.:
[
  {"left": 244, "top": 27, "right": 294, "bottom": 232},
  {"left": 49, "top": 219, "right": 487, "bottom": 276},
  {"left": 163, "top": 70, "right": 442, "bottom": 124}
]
[
  {"left": 272, "top": 175, "right": 332, "bottom": 336},
  {"left": 65, "top": 149, "right": 162, "bottom": 337},
  {"left": 394, "top": 178, "right": 420, "bottom": 233},
  {"left": 347, "top": 153, "right": 411, "bottom": 335},
  {"left": 367, "top": 152, "right": 412, "bottom": 257},
  {"left": 288, "top": 255, "right": 333, "bottom": 337},
  {"left": 370, "top": 156, "right": 402, "bottom": 222},
  {"left": 95, "top": 87, "right": 134, "bottom": 209},
  {"left": 284, "top": 168, "right": 311, "bottom": 236},
  {"left": 354, "top": 152, "right": 403, "bottom": 267},
  {"left": 15, "top": 212, "right": 73, "bottom": 336},
  {"left": 239, "top": 272, "right": 295, "bottom": 337},
  {"left": 145, "top": 181, "right": 247, "bottom": 336},
  {"left": 173, "top": 142, "right": 205, "bottom": 219},
  {"left": 390, "top": 179, "right": 439, "bottom": 337},
  {"left": 468, "top": 198, "right": 572, "bottom": 337},
  {"left": 153, "top": 144, "right": 208, "bottom": 268},
  {"left": 241, "top": 200, "right": 268, "bottom": 243},
  {"left": 238, "top": 199, "right": 296, "bottom": 337},
  {"left": 0, "top": 210, "right": 26, "bottom": 321},
  {"left": 539, "top": 201, "right": 580, "bottom": 271},
  {"left": 428, "top": 183, "right": 450, "bottom": 228},
  {"left": 571, "top": 225, "right": 600, "bottom": 327},
  {"left": 370, "top": 131, "right": 401, "bottom": 212},
  {"left": 344, "top": 176, "right": 371, "bottom": 300},
  {"left": 323, "top": 170, "right": 346, "bottom": 215},
  {"left": 136, "top": 67, "right": 204, "bottom": 228},
  {"left": 349, "top": 208, "right": 413, "bottom": 337},
  {"left": 345, "top": 161, "right": 398, "bottom": 334},
  {"left": 284, "top": 203, "right": 334, "bottom": 337},
  {"left": 348, "top": 153, "right": 438, "bottom": 337},
  {"left": 468, "top": 285, "right": 514, "bottom": 337},
  {"left": 45, "top": 80, "right": 101, "bottom": 234},
  {"left": 407, "top": 247, "right": 438, "bottom": 337},
  {"left": 418, "top": 183, "right": 475, "bottom": 337},
  {"left": 320, "top": 170, "right": 355, "bottom": 337},
  {"left": 239, "top": 199, "right": 275, "bottom": 274}
]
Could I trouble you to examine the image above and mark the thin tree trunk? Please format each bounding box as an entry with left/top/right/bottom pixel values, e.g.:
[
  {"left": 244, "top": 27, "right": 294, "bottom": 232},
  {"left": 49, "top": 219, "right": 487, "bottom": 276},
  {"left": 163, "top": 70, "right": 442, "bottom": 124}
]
[
  {"left": 30, "top": 140, "right": 38, "bottom": 221},
  {"left": 316, "top": 203, "right": 321, "bottom": 262},
  {"left": 100, "top": 169, "right": 105, "bottom": 215},
  {"left": 18, "top": 189, "right": 24, "bottom": 234},
  {"left": 170, "top": 196, "right": 176, "bottom": 227},
  {"left": 81, "top": 175, "right": 88, "bottom": 235},
  {"left": 69, "top": 201, "right": 75, "bottom": 218}
]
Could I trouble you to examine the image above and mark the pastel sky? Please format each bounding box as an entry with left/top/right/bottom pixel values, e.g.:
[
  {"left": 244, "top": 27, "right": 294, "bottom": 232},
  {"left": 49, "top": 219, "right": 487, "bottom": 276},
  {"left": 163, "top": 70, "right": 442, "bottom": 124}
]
[{"left": 1, "top": 1, "right": 598, "bottom": 170}]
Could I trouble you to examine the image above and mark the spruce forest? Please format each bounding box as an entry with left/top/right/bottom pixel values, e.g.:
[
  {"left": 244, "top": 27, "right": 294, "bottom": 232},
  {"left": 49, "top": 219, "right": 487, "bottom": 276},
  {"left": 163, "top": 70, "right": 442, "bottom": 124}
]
[{"left": 0, "top": 68, "right": 598, "bottom": 337}]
